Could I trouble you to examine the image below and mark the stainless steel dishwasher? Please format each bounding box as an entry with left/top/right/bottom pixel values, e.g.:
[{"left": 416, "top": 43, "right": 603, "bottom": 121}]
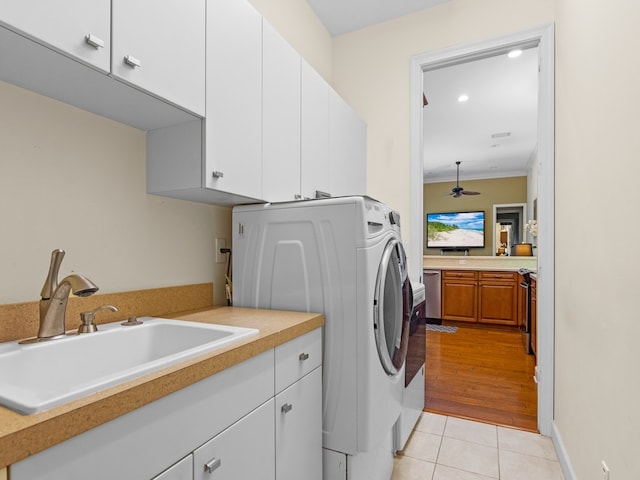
[{"left": 423, "top": 269, "right": 442, "bottom": 323}]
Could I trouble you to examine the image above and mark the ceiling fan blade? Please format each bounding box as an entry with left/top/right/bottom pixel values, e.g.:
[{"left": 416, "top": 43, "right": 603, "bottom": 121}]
[{"left": 461, "top": 190, "right": 481, "bottom": 195}]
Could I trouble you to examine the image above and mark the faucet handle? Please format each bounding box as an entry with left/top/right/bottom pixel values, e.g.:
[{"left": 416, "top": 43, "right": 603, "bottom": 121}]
[{"left": 78, "top": 305, "right": 118, "bottom": 333}]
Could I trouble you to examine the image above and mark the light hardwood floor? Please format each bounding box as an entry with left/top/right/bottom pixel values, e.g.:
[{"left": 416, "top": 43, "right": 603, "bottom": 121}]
[{"left": 424, "top": 323, "right": 538, "bottom": 432}]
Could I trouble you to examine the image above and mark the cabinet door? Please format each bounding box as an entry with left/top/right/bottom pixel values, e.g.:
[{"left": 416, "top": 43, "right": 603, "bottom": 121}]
[
  {"left": 0, "top": 0, "right": 110, "bottom": 71},
  {"left": 262, "top": 20, "right": 301, "bottom": 202},
  {"left": 301, "top": 61, "right": 330, "bottom": 199},
  {"left": 328, "top": 91, "right": 367, "bottom": 197},
  {"left": 152, "top": 455, "right": 193, "bottom": 480},
  {"left": 205, "top": 0, "right": 262, "bottom": 200},
  {"left": 111, "top": 0, "right": 205, "bottom": 115},
  {"left": 441, "top": 271, "right": 477, "bottom": 322},
  {"left": 276, "top": 368, "right": 322, "bottom": 480},
  {"left": 194, "top": 399, "right": 275, "bottom": 480},
  {"left": 531, "top": 279, "right": 537, "bottom": 356},
  {"left": 478, "top": 272, "right": 518, "bottom": 325}
]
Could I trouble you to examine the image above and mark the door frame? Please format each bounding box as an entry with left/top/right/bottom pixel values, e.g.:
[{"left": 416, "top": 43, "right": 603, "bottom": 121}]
[{"left": 409, "top": 23, "right": 555, "bottom": 436}]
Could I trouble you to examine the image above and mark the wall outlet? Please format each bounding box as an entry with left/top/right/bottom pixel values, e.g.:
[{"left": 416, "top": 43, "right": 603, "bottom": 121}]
[
  {"left": 215, "top": 238, "right": 228, "bottom": 263},
  {"left": 458, "top": 259, "right": 467, "bottom": 265},
  {"left": 601, "top": 460, "right": 610, "bottom": 480}
]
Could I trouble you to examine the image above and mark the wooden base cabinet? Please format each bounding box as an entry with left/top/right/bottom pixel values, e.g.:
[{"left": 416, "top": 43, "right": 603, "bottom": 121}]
[
  {"left": 442, "top": 270, "right": 518, "bottom": 326},
  {"left": 531, "top": 277, "right": 537, "bottom": 356},
  {"left": 442, "top": 270, "right": 477, "bottom": 322}
]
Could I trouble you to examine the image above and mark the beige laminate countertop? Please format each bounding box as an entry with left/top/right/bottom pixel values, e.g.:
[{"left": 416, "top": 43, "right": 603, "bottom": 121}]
[{"left": 0, "top": 307, "right": 324, "bottom": 469}]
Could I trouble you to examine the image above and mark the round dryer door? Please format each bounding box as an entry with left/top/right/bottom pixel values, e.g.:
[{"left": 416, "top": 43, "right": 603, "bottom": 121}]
[{"left": 373, "top": 238, "right": 413, "bottom": 376}]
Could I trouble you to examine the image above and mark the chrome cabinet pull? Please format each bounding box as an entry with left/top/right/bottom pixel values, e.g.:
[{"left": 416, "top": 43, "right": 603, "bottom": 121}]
[
  {"left": 124, "top": 55, "right": 141, "bottom": 68},
  {"left": 85, "top": 34, "right": 104, "bottom": 49},
  {"left": 212, "top": 170, "right": 224, "bottom": 179},
  {"left": 204, "top": 457, "right": 221, "bottom": 474},
  {"left": 299, "top": 352, "right": 309, "bottom": 361},
  {"left": 281, "top": 403, "right": 293, "bottom": 413}
]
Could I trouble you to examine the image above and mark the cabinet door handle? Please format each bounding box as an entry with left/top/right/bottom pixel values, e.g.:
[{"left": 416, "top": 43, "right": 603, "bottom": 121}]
[
  {"left": 299, "top": 352, "right": 309, "bottom": 361},
  {"left": 204, "top": 457, "right": 222, "bottom": 474},
  {"left": 85, "top": 34, "right": 104, "bottom": 49},
  {"left": 124, "top": 55, "right": 141, "bottom": 68},
  {"left": 212, "top": 170, "right": 224, "bottom": 179},
  {"left": 281, "top": 403, "right": 293, "bottom": 413}
]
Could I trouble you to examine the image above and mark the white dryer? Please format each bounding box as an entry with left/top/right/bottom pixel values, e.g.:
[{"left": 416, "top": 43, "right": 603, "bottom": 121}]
[{"left": 232, "top": 196, "right": 413, "bottom": 480}]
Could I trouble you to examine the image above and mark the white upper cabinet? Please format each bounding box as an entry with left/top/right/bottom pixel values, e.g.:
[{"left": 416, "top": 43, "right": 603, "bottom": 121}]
[
  {"left": 329, "top": 91, "right": 367, "bottom": 197},
  {"left": 301, "top": 61, "right": 330, "bottom": 200},
  {"left": 111, "top": 0, "right": 205, "bottom": 116},
  {"left": 262, "top": 20, "right": 302, "bottom": 203},
  {"left": 0, "top": 0, "right": 110, "bottom": 72},
  {"left": 205, "top": 0, "right": 263, "bottom": 200}
]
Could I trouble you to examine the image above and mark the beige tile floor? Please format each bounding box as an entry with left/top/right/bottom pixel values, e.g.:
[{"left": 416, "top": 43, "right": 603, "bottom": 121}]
[{"left": 393, "top": 413, "right": 565, "bottom": 480}]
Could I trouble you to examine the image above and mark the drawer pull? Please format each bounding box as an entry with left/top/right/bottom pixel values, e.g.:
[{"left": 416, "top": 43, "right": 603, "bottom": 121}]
[
  {"left": 204, "top": 457, "right": 221, "bottom": 474},
  {"left": 299, "top": 352, "right": 309, "bottom": 361},
  {"left": 212, "top": 170, "right": 224, "bottom": 179},
  {"left": 124, "top": 54, "right": 141, "bottom": 68},
  {"left": 85, "top": 33, "right": 104, "bottom": 49},
  {"left": 281, "top": 403, "right": 293, "bottom": 413}
]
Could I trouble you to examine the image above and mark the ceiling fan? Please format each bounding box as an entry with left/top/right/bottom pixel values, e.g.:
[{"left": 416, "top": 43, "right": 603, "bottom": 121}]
[{"left": 449, "top": 161, "right": 481, "bottom": 198}]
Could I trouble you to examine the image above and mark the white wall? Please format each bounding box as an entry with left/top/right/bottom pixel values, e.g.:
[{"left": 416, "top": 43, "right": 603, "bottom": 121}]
[{"left": 0, "top": 81, "right": 231, "bottom": 305}]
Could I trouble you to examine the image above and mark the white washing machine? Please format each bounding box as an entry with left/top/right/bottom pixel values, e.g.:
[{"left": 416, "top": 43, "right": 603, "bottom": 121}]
[{"left": 232, "top": 196, "right": 413, "bottom": 480}]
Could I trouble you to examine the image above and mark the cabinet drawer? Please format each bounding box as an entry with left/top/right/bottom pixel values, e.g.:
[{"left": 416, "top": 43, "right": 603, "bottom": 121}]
[
  {"left": 479, "top": 271, "right": 517, "bottom": 281},
  {"left": 442, "top": 270, "right": 477, "bottom": 280},
  {"left": 275, "top": 328, "right": 322, "bottom": 394}
]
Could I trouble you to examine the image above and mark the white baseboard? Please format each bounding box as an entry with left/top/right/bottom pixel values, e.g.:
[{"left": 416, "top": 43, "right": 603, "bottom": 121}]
[{"left": 552, "top": 421, "right": 577, "bottom": 480}]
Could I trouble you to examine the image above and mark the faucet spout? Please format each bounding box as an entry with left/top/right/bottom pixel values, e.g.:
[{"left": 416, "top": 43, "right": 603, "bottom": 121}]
[{"left": 25, "top": 250, "right": 99, "bottom": 342}]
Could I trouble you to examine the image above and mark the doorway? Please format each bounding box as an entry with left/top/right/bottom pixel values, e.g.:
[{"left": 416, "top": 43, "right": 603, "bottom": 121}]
[
  {"left": 409, "top": 24, "right": 555, "bottom": 436},
  {"left": 494, "top": 203, "right": 527, "bottom": 255}
]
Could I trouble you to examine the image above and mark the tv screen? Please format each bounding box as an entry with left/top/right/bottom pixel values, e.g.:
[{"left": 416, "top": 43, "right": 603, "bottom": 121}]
[{"left": 426, "top": 211, "right": 485, "bottom": 249}]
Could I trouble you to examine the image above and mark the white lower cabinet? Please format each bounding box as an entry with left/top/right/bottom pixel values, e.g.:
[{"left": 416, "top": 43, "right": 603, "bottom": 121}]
[
  {"left": 10, "top": 329, "right": 322, "bottom": 480},
  {"left": 153, "top": 455, "right": 193, "bottom": 480},
  {"left": 194, "top": 399, "right": 275, "bottom": 480},
  {"left": 276, "top": 368, "right": 322, "bottom": 480}
]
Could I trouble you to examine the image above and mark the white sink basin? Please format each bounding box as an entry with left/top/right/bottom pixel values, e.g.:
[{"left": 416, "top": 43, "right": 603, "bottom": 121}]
[{"left": 0, "top": 318, "right": 258, "bottom": 415}]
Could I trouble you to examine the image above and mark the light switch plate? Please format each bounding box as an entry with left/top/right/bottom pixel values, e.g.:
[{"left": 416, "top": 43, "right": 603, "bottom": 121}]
[{"left": 215, "top": 238, "right": 227, "bottom": 263}]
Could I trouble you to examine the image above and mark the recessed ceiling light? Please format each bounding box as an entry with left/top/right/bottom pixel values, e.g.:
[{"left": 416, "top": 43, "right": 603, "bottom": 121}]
[
  {"left": 508, "top": 49, "right": 523, "bottom": 58},
  {"left": 458, "top": 94, "right": 469, "bottom": 102}
]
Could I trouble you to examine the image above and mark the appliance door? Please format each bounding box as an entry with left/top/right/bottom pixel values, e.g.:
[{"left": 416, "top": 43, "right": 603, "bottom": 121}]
[
  {"left": 423, "top": 270, "right": 442, "bottom": 321},
  {"left": 518, "top": 269, "right": 532, "bottom": 354},
  {"left": 373, "top": 238, "right": 412, "bottom": 376}
]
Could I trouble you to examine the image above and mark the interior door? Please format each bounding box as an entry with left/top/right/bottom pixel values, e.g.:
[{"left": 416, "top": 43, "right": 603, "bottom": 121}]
[{"left": 373, "top": 238, "right": 412, "bottom": 376}]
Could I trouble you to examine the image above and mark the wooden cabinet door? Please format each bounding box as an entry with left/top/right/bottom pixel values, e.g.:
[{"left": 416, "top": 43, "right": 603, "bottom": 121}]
[
  {"left": 111, "top": 0, "right": 205, "bottom": 115},
  {"left": 531, "top": 278, "right": 537, "bottom": 356},
  {"left": 0, "top": 0, "right": 110, "bottom": 71},
  {"left": 275, "top": 368, "right": 322, "bottom": 480},
  {"left": 441, "top": 271, "right": 477, "bottom": 322},
  {"left": 478, "top": 272, "right": 518, "bottom": 325}
]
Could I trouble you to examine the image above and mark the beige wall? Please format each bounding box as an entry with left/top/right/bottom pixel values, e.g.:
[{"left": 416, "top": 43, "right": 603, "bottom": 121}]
[
  {"left": 554, "top": 0, "right": 640, "bottom": 479},
  {"left": 247, "top": 0, "right": 333, "bottom": 82},
  {"left": 423, "top": 176, "right": 527, "bottom": 256},
  {"left": 0, "top": 81, "right": 231, "bottom": 305},
  {"left": 330, "top": 0, "right": 640, "bottom": 478}
]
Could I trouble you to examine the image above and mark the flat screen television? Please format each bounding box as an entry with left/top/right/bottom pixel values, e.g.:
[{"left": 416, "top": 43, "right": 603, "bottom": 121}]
[{"left": 426, "top": 211, "right": 485, "bottom": 249}]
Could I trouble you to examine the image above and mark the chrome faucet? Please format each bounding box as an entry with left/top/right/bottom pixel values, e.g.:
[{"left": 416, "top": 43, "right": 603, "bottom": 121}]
[{"left": 23, "top": 249, "right": 99, "bottom": 343}]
